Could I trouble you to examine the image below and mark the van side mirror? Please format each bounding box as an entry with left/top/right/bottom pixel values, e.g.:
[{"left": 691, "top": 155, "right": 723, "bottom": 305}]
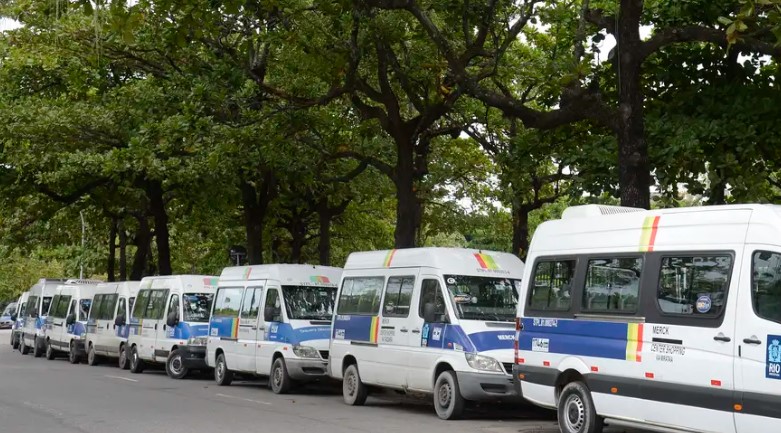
[
  {"left": 166, "top": 311, "right": 179, "bottom": 327},
  {"left": 264, "top": 306, "right": 280, "bottom": 322},
  {"left": 114, "top": 315, "right": 126, "bottom": 327},
  {"left": 66, "top": 314, "right": 76, "bottom": 325}
]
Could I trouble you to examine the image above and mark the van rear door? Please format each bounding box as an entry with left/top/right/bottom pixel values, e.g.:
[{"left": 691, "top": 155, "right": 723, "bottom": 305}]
[{"left": 734, "top": 248, "right": 781, "bottom": 431}]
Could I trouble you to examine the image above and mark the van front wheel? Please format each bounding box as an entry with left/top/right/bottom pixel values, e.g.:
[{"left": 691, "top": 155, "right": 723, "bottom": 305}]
[
  {"left": 557, "top": 381, "right": 604, "bottom": 433},
  {"left": 129, "top": 346, "right": 145, "bottom": 374},
  {"left": 68, "top": 341, "right": 80, "bottom": 364},
  {"left": 45, "top": 340, "right": 56, "bottom": 360},
  {"left": 342, "top": 364, "right": 368, "bottom": 406},
  {"left": 270, "top": 358, "right": 292, "bottom": 394},
  {"left": 33, "top": 337, "right": 43, "bottom": 358},
  {"left": 20, "top": 337, "right": 30, "bottom": 355},
  {"left": 166, "top": 349, "right": 189, "bottom": 379},
  {"left": 87, "top": 344, "right": 100, "bottom": 366},
  {"left": 434, "top": 370, "right": 465, "bottom": 420},
  {"left": 118, "top": 345, "right": 129, "bottom": 370},
  {"left": 215, "top": 354, "right": 233, "bottom": 386}
]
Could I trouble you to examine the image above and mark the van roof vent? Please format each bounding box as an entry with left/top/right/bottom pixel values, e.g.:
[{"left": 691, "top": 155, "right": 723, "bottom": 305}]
[{"left": 561, "top": 204, "right": 645, "bottom": 219}]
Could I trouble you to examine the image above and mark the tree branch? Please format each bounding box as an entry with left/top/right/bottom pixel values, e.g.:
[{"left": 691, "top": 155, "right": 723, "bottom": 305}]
[{"left": 641, "top": 25, "right": 781, "bottom": 61}]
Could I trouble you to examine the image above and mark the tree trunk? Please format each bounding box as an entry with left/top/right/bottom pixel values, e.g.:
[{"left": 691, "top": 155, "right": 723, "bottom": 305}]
[
  {"left": 148, "top": 180, "right": 172, "bottom": 275},
  {"left": 119, "top": 221, "right": 127, "bottom": 281},
  {"left": 318, "top": 206, "right": 332, "bottom": 266},
  {"left": 511, "top": 203, "right": 531, "bottom": 260},
  {"left": 107, "top": 217, "right": 117, "bottom": 282},
  {"left": 394, "top": 135, "right": 422, "bottom": 248},
  {"left": 241, "top": 181, "right": 265, "bottom": 265},
  {"left": 616, "top": 0, "right": 651, "bottom": 209},
  {"left": 130, "top": 216, "right": 150, "bottom": 281},
  {"left": 288, "top": 211, "right": 307, "bottom": 265}
]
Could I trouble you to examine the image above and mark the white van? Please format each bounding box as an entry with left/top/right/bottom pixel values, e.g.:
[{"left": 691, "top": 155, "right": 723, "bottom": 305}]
[
  {"left": 20, "top": 278, "right": 70, "bottom": 356},
  {"left": 206, "top": 264, "right": 342, "bottom": 393},
  {"left": 84, "top": 281, "right": 140, "bottom": 368},
  {"left": 515, "top": 204, "right": 781, "bottom": 433},
  {"left": 329, "top": 247, "right": 525, "bottom": 419},
  {"left": 44, "top": 280, "right": 102, "bottom": 363},
  {"left": 10, "top": 291, "right": 30, "bottom": 349},
  {"left": 127, "top": 275, "right": 217, "bottom": 379}
]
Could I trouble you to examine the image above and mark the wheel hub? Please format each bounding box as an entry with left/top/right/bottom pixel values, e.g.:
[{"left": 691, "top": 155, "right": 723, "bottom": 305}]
[
  {"left": 346, "top": 372, "right": 356, "bottom": 396},
  {"left": 273, "top": 366, "right": 282, "bottom": 386},
  {"left": 170, "top": 355, "right": 184, "bottom": 375},
  {"left": 438, "top": 382, "right": 452, "bottom": 407},
  {"left": 217, "top": 361, "right": 224, "bottom": 380},
  {"left": 563, "top": 394, "right": 586, "bottom": 432}
]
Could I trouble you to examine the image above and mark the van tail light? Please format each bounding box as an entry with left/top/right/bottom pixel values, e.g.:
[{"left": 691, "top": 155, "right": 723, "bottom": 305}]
[{"left": 514, "top": 317, "right": 521, "bottom": 363}]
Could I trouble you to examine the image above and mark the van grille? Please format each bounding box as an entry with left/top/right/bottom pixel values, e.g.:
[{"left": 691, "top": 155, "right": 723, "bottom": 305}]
[
  {"left": 319, "top": 350, "right": 329, "bottom": 360},
  {"left": 502, "top": 362, "right": 514, "bottom": 374}
]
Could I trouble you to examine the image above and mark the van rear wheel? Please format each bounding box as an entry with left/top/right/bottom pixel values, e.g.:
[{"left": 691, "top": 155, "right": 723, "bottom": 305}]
[
  {"left": 33, "top": 337, "right": 43, "bottom": 358},
  {"left": 12, "top": 334, "right": 19, "bottom": 350},
  {"left": 557, "top": 381, "right": 604, "bottom": 433},
  {"left": 68, "top": 341, "right": 80, "bottom": 364},
  {"left": 118, "top": 345, "right": 129, "bottom": 370},
  {"left": 434, "top": 370, "right": 465, "bottom": 420},
  {"left": 342, "top": 364, "right": 368, "bottom": 406},
  {"left": 20, "top": 337, "right": 30, "bottom": 355},
  {"left": 87, "top": 344, "right": 100, "bottom": 366},
  {"left": 166, "top": 349, "right": 189, "bottom": 379},
  {"left": 214, "top": 353, "right": 233, "bottom": 386},
  {"left": 45, "top": 340, "right": 56, "bottom": 360},
  {"left": 129, "top": 346, "right": 145, "bottom": 374},
  {"left": 270, "top": 358, "right": 292, "bottom": 394}
]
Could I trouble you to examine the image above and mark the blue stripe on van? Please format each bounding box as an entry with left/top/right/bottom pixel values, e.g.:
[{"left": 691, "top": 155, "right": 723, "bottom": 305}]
[
  {"left": 332, "top": 315, "right": 374, "bottom": 342},
  {"left": 209, "top": 316, "right": 235, "bottom": 338},
  {"left": 166, "top": 322, "right": 208, "bottom": 339},
  {"left": 468, "top": 330, "right": 516, "bottom": 351},
  {"left": 268, "top": 324, "right": 330, "bottom": 344},
  {"left": 518, "top": 317, "right": 629, "bottom": 360}
]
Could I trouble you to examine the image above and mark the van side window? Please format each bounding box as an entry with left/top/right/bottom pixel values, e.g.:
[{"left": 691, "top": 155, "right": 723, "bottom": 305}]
[
  {"left": 658, "top": 255, "right": 732, "bottom": 317},
  {"left": 583, "top": 258, "right": 642, "bottom": 313},
  {"left": 751, "top": 251, "right": 781, "bottom": 324},
  {"left": 26, "top": 296, "right": 37, "bottom": 317},
  {"left": 42, "top": 296, "right": 53, "bottom": 315},
  {"left": 528, "top": 259, "right": 576, "bottom": 311},
  {"left": 168, "top": 294, "right": 180, "bottom": 320},
  {"left": 53, "top": 296, "right": 72, "bottom": 318},
  {"left": 240, "top": 288, "right": 262, "bottom": 320},
  {"left": 132, "top": 290, "right": 150, "bottom": 319},
  {"left": 68, "top": 300, "right": 77, "bottom": 318},
  {"left": 117, "top": 298, "right": 127, "bottom": 319},
  {"left": 265, "top": 289, "right": 281, "bottom": 321},
  {"left": 213, "top": 287, "right": 243, "bottom": 317},
  {"left": 383, "top": 276, "right": 414, "bottom": 317},
  {"left": 50, "top": 295, "right": 61, "bottom": 317},
  {"left": 145, "top": 290, "right": 168, "bottom": 320},
  {"left": 91, "top": 295, "right": 104, "bottom": 320},
  {"left": 419, "top": 280, "right": 446, "bottom": 318},
  {"left": 103, "top": 294, "right": 118, "bottom": 320},
  {"left": 337, "top": 277, "right": 384, "bottom": 315}
]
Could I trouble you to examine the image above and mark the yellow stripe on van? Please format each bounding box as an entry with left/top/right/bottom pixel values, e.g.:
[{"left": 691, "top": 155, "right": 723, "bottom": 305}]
[
  {"left": 639, "top": 216, "right": 661, "bottom": 252},
  {"left": 625, "top": 323, "right": 644, "bottom": 362},
  {"left": 369, "top": 316, "right": 379, "bottom": 343}
]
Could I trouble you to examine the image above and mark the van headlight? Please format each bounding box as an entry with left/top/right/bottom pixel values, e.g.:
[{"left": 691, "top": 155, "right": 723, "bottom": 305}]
[
  {"left": 187, "top": 336, "right": 208, "bottom": 346},
  {"left": 465, "top": 353, "right": 503, "bottom": 373},
  {"left": 292, "top": 345, "right": 319, "bottom": 358}
]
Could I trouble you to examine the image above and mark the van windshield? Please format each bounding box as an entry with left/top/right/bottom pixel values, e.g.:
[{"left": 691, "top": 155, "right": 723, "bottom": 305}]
[
  {"left": 444, "top": 275, "right": 521, "bottom": 322},
  {"left": 282, "top": 286, "right": 336, "bottom": 320},
  {"left": 183, "top": 293, "right": 213, "bottom": 322}
]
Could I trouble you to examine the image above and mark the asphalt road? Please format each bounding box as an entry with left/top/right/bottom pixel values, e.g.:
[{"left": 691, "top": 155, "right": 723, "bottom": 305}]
[{"left": 0, "top": 330, "right": 644, "bottom": 433}]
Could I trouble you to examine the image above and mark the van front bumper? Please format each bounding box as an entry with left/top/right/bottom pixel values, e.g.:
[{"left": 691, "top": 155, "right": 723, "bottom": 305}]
[
  {"left": 285, "top": 358, "right": 328, "bottom": 380},
  {"left": 180, "top": 345, "right": 209, "bottom": 370},
  {"left": 456, "top": 371, "right": 522, "bottom": 402}
]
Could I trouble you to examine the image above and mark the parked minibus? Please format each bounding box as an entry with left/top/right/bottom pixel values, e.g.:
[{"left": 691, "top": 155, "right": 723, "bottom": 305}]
[
  {"left": 44, "top": 280, "right": 102, "bottom": 363},
  {"left": 10, "top": 291, "right": 29, "bottom": 349},
  {"left": 330, "top": 247, "right": 525, "bottom": 420},
  {"left": 127, "top": 275, "right": 217, "bottom": 379},
  {"left": 515, "top": 204, "right": 781, "bottom": 433},
  {"left": 206, "top": 264, "right": 342, "bottom": 393},
  {"left": 84, "top": 281, "right": 140, "bottom": 368},
  {"left": 20, "top": 278, "right": 69, "bottom": 355}
]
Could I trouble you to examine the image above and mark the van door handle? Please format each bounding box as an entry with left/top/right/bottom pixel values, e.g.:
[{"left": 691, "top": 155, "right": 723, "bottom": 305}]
[
  {"left": 155, "top": 324, "right": 158, "bottom": 330},
  {"left": 162, "top": 324, "right": 166, "bottom": 331},
  {"left": 400, "top": 328, "right": 408, "bottom": 333},
  {"left": 743, "top": 337, "right": 762, "bottom": 345},
  {"left": 411, "top": 329, "right": 420, "bottom": 334},
  {"left": 713, "top": 334, "right": 731, "bottom": 342}
]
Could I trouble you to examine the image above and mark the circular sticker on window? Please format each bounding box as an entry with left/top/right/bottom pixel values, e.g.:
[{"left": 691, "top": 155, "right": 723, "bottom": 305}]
[
  {"left": 447, "top": 277, "right": 456, "bottom": 284},
  {"left": 696, "top": 295, "right": 712, "bottom": 313}
]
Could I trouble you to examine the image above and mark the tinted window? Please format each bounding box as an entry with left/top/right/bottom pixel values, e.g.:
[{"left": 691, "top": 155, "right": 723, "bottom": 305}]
[
  {"left": 183, "top": 293, "right": 213, "bottom": 322},
  {"left": 128, "top": 297, "right": 135, "bottom": 316},
  {"left": 42, "top": 297, "right": 53, "bottom": 315},
  {"left": 213, "top": 287, "right": 243, "bottom": 317},
  {"left": 78, "top": 299, "right": 92, "bottom": 321},
  {"left": 337, "top": 277, "right": 384, "bottom": 315},
  {"left": 168, "top": 294, "right": 180, "bottom": 317},
  {"left": 528, "top": 259, "right": 576, "bottom": 311},
  {"left": 132, "top": 291, "right": 150, "bottom": 319},
  {"left": 144, "top": 290, "right": 168, "bottom": 320},
  {"left": 658, "top": 255, "right": 732, "bottom": 317},
  {"left": 419, "top": 279, "right": 446, "bottom": 318},
  {"left": 117, "top": 298, "right": 127, "bottom": 319},
  {"left": 382, "top": 277, "right": 414, "bottom": 318},
  {"left": 90, "top": 295, "right": 104, "bottom": 320},
  {"left": 102, "top": 294, "right": 118, "bottom": 320},
  {"left": 26, "top": 296, "right": 38, "bottom": 317},
  {"left": 240, "top": 288, "right": 262, "bottom": 320},
  {"left": 264, "top": 289, "right": 281, "bottom": 321},
  {"left": 583, "top": 258, "right": 643, "bottom": 313},
  {"left": 53, "top": 296, "right": 72, "bottom": 318},
  {"left": 49, "top": 295, "right": 62, "bottom": 317},
  {"left": 752, "top": 251, "right": 781, "bottom": 324}
]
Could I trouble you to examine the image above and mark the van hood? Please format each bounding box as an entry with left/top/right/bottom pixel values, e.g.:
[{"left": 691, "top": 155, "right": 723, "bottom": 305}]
[{"left": 423, "top": 320, "right": 515, "bottom": 362}]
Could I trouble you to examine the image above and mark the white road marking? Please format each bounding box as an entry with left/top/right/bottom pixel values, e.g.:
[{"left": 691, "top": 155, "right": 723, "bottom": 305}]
[
  {"left": 104, "top": 375, "right": 138, "bottom": 382},
  {"left": 216, "top": 393, "right": 272, "bottom": 405}
]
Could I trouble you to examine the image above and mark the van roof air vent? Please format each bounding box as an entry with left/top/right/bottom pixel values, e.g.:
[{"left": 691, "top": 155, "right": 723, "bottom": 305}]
[{"left": 561, "top": 204, "right": 645, "bottom": 219}]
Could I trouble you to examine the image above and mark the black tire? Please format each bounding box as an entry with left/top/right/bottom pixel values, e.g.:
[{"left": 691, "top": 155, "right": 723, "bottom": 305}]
[
  {"left": 342, "top": 364, "right": 368, "bottom": 406},
  {"left": 433, "top": 370, "right": 466, "bottom": 420},
  {"left": 68, "top": 341, "right": 80, "bottom": 364},
  {"left": 557, "top": 381, "right": 604, "bottom": 433},
  {"left": 33, "top": 337, "right": 44, "bottom": 358},
  {"left": 165, "top": 349, "right": 189, "bottom": 379},
  {"left": 45, "top": 339, "right": 56, "bottom": 360},
  {"left": 12, "top": 334, "right": 19, "bottom": 350},
  {"left": 87, "top": 344, "right": 100, "bottom": 366},
  {"left": 129, "top": 346, "right": 145, "bottom": 374},
  {"left": 20, "top": 336, "right": 30, "bottom": 355},
  {"left": 214, "top": 353, "right": 233, "bottom": 386},
  {"left": 270, "top": 357, "right": 292, "bottom": 394},
  {"left": 118, "top": 345, "right": 129, "bottom": 370}
]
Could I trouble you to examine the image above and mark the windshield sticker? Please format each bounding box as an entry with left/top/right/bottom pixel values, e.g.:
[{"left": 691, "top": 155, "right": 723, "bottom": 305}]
[
  {"left": 447, "top": 277, "right": 456, "bottom": 284},
  {"left": 474, "top": 253, "right": 500, "bottom": 270},
  {"left": 432, "top": 328, "right": 442, "bottom": 341},
  {"left": 310, "top": 276, "right": 331, "bottom": 284},
  {"left": 768, "top": 336, "right": 781, "bottom": 380},
  {"left": 696, "top": 295, "right": 712, "bottom": 313}
]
